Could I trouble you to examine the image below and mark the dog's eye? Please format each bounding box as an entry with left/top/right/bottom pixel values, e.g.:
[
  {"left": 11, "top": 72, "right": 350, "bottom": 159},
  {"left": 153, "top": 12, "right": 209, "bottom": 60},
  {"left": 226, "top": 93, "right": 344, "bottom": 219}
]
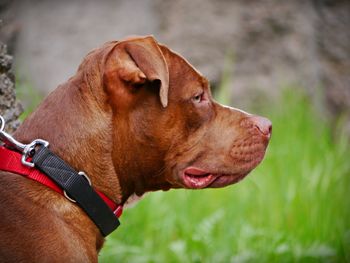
[{"left": 192, "top": 93, "right": 204, "bottom": 104}]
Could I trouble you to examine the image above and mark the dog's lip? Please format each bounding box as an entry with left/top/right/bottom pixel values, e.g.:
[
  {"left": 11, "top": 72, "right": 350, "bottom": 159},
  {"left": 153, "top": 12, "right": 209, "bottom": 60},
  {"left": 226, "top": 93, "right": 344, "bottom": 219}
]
[
  {"left": 181, "top": 167, "right": 244, "bottom": 189},
  {"left": 208, "top": 172, "right": 248, "bottom": 188}
]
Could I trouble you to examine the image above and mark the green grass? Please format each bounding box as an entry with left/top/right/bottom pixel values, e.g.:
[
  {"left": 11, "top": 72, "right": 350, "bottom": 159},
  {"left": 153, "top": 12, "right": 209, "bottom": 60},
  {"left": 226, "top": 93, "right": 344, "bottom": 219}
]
[
  {"left": 100, "top": 89, "right": 350, "bottom": 263},
  {"left": 15, "top": 78, "right": 43, "bottom": 120}
]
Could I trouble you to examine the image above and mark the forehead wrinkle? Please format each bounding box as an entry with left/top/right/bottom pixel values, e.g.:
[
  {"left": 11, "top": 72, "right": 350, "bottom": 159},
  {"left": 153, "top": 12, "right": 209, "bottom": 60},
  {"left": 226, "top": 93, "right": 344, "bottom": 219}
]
[{"left": 200, "top": 77, "right": 210, "bottom": 89}]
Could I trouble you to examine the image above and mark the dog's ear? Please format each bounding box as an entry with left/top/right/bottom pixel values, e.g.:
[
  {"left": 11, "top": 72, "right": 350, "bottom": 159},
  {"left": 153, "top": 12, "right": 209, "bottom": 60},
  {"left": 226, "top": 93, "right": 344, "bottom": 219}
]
[{"left": 116, "top": 36, "right": 169, "bottom": 108}]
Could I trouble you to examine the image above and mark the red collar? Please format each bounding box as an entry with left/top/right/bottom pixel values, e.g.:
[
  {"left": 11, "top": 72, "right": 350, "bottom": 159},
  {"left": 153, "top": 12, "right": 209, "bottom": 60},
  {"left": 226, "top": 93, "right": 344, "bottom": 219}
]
[{"left": 0, "top": 146, "right": 123, "bottom": 217}]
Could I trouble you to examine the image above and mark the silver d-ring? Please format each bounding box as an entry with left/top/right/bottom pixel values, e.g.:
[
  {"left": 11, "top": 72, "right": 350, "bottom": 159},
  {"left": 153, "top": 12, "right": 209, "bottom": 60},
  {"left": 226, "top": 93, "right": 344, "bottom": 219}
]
[
  {"left": 63, "top": 171, "right": 92, "bottom": 203},
  {"left": 0, "top": 116, "right": 5, "bottom": 131},
  {"left": 21, "top": 139, "right": 50, "bottom": 168},
  {"left": 78, "top": 171, "right": 92, "bottom": 186},
  {"left": 63, "top": 190, "right": 77, "bottom": 203}
]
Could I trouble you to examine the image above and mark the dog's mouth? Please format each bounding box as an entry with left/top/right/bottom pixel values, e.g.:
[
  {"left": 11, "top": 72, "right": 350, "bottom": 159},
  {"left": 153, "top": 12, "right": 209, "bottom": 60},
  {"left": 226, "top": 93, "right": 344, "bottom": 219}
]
[{"left": 182, "top": 167, "right": 248, "bottom": 189}]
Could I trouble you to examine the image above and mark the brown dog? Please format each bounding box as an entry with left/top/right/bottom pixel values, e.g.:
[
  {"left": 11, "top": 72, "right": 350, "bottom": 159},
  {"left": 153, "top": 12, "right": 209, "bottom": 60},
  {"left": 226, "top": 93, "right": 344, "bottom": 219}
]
[{"left": 0, "top": 36, "right": 271, "bottom": 262}]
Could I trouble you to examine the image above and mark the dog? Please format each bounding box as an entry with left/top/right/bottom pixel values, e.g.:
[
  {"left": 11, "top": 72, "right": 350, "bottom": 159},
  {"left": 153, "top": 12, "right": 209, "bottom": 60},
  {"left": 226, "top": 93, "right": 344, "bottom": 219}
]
[{"left": 0, "top": 35, "right": 271, "bottom": 262}]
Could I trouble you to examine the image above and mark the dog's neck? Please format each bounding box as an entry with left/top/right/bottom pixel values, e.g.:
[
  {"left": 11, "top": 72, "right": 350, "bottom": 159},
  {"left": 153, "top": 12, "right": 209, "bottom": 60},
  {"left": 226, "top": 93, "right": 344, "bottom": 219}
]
[{"left": 14, "top": 75, "right": 124, "bottom": 204}]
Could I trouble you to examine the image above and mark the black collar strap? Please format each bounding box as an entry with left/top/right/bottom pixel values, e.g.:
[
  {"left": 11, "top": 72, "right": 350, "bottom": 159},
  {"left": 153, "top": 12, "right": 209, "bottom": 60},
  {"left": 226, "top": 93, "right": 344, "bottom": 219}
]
[{"left": 32, "top": 146, "right": 120, "bottom": 236}]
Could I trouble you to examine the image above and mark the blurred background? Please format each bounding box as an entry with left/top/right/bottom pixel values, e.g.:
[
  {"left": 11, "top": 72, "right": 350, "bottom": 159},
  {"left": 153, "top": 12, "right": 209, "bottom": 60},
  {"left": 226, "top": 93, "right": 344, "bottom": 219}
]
[{"left": 0, "top": 0, "right": 349, "bottom": 262}]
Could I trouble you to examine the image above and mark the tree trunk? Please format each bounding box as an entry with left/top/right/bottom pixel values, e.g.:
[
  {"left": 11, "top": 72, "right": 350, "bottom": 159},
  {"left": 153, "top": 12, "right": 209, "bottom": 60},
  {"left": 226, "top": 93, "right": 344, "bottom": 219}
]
[{"left": 0, "top": 42, "right": 22, "bottom": 133}]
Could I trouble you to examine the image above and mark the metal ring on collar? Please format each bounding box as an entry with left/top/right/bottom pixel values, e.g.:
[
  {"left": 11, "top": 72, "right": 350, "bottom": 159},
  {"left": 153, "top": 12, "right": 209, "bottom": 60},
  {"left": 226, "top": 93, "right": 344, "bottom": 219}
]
[
  {"left": 63, "top": 171, "right": 92, "bottom": 203},
  {"left": 21, "top": 139, "right": 50, "bottom": 168},
  {"left": 0, "top": 116, "right": 5, "bottom": 131}
]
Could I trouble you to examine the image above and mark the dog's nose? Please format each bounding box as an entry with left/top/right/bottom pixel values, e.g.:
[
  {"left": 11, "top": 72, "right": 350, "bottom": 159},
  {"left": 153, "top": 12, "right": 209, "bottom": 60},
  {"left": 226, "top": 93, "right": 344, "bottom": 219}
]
[{"left": 250, "top": 116, "right": 272, "bottom": 138}]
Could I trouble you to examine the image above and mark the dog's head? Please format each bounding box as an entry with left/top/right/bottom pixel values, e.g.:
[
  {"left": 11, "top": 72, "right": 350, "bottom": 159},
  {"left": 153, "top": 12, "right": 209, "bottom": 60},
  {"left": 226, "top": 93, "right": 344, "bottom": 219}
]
[{"left": 81, "top": 35, "right": 271, "bottom": 197}]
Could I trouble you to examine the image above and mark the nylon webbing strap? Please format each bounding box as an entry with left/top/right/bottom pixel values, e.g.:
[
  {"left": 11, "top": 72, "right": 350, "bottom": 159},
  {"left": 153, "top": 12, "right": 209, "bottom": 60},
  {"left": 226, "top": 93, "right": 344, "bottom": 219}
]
[{"left": 32, "top": 146, "right": 120, "bottom": 236}]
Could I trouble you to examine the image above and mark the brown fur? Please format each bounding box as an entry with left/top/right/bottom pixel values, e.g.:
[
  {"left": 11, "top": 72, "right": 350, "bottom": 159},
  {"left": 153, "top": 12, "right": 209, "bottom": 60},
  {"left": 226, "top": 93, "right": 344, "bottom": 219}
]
[{"left": 0, "top": 36, "right": 271, "bottom": 262}]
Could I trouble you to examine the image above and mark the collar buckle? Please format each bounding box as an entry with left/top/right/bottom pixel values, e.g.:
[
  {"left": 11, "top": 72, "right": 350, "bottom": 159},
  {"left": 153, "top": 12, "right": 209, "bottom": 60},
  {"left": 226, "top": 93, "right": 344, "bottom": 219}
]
[{"left": 0, "top": 116, "right": 49, "bottom": 168}]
